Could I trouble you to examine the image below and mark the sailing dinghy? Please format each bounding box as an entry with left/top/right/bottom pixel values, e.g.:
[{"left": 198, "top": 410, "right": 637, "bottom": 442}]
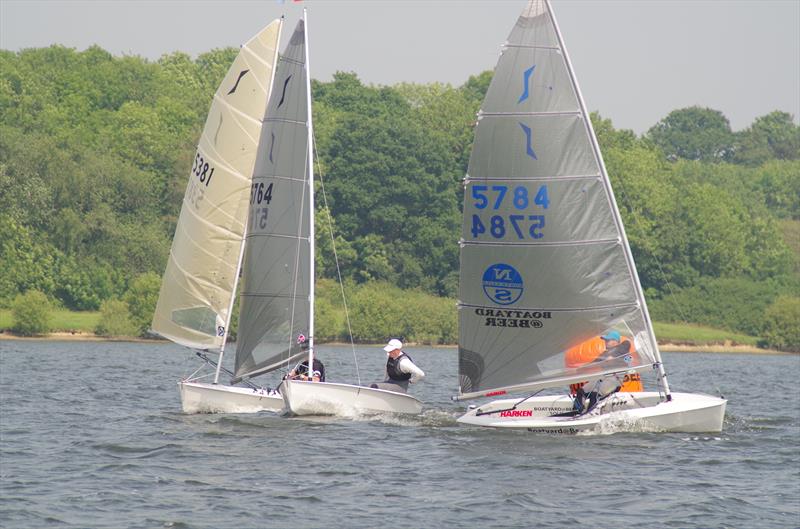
[
  {"left": 276, "top": 13, "right": 423, "bottom": 418},
  {"left": 453, "top": 0, "right": 726, "bottom": 433},
  {"left": 152, "top": 19, "right": 289, "bottom": 413}
]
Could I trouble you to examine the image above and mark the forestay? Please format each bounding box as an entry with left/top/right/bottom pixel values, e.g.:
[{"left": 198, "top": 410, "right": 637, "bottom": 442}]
[
  {"left": 152, "top": 22, "right": 281, "bottom": 351},
  {"left": 234, "top": 20, "right": 312, "bottom": 382},
  {"left": 458, "top": 0, "right": 659, "bottom": 399}
]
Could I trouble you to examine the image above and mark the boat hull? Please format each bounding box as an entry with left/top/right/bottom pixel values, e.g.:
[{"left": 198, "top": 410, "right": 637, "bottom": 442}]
[
  {"left": 179, "top": 381, "right": 283, "bottom": 414},
  {"left": 281, "top": 379, "right": 423, "bottom": 416},
  {"left": 456, "top": 392, "right": 726, "bottom": 434}
]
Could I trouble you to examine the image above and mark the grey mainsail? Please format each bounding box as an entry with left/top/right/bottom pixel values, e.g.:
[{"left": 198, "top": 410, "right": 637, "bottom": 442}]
[
  {"left": 458, "top": 0, "right": 660, "bottom": 399},
  {"left": 233, "top": 20, "right": 312, "bottom": 382},
  {"left": 152, "top": 21, "right": 282, "bottom": 351}
]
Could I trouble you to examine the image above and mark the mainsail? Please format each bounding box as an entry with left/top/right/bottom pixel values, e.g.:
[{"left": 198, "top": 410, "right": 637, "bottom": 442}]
[
  {"left": 458, "top": 0, "right": 660, "bottom": 399},
  {"left": 233, "top": 20, "right": 312, "bottom": 382},
  {"left": 152, "top": 21, "right": 282, "bottom": 351}
]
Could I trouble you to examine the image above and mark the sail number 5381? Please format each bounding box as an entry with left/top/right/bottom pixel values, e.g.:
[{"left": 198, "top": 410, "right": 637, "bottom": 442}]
[
  {"left": 191, "top": 151, "right": 215, "bottom": 187},
  {"left": 470, "top": 184, "right": 549, "bottom": 240}
]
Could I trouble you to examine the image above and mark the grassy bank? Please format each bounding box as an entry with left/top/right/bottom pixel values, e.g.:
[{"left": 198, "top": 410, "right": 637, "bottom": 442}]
[
  {"left": 0, "top": 309, "right": 100, "bottom": 334},
  {"left": 652, "top": 322, "right": 759, "bottom": 346},
  {"left": 0, "top": 309, "right": 765, "bottom": 348}
]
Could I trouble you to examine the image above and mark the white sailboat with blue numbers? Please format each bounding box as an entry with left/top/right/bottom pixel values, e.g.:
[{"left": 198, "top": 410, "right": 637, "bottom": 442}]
[{"left": 453, "top": 0, "right": 726, "bottom": 433}]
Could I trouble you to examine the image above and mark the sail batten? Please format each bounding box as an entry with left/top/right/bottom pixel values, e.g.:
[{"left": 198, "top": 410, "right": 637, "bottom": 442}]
[
  {"left": 462, "top": 237, "right": 620, "bottom": 248},
  {"left": 457, "top": 0, "right": 658, "bottom": 397},
  {"left": 464, "top": 174, "right": 600, "bottom": 182},
  {"left": 459, "top": 301, "right": 639, "bottom": 312},
  {"left": 503, "top": 44, "right": 561, "bottom": 51},
  {"left": 478, "top": 111, "right": 581, "bottom": 117}
]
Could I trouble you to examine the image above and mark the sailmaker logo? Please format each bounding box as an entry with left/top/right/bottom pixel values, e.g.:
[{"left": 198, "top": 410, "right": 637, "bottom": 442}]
[{"left": 482, "top": 263, "right": 523, "bottom": 305}]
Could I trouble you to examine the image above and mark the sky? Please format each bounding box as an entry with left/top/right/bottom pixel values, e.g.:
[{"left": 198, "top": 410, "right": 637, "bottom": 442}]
[{"left": 1, "top": 0, "right": 798, "bottom": 134}]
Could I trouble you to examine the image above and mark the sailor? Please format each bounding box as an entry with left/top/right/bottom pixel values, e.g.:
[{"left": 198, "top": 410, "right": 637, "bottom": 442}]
[
  {"left": 286, "top": 357, "right": 326, "bottom": 382},
  {"left": 597, "top": 330, "right": 643, "bottom": 392},
  {"left": 573, "top": 376, "right": 622, "bottom": 414},
  {"left": 565, "top": 330, "right": 643, "bottom": 394},
  {"left": 369, "top": 338, "right": 425, "bottom": 393}
]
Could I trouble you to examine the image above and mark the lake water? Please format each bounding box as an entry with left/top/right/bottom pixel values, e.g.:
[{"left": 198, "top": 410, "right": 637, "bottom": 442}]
[{"left": 1, "top": 340, "right": 798, "bottom": 528}]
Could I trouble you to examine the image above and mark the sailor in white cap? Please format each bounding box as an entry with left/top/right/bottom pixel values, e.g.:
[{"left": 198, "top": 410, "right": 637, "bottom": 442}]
[{"left": 369, "top": 338, "right": 425, "bottom": 393}]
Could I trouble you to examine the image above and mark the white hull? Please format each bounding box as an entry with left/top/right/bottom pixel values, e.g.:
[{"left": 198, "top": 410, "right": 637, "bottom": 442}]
[
  {"left": 179, "top": 381, "right": 283, "bottom": 414},
  {"left": 281, "top": 379, "right": 423, "bottom": 417},
  {"left": 457, "top": 392, "right": 726, "bottom": 434}
]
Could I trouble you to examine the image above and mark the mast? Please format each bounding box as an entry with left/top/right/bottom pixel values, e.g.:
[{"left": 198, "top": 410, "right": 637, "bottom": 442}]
[
  {"left": 545, "top": 0, "right": 671, "bottom": 399},
  {"left": 303, "top": 8, "right": 316, "bottom": 375},
  {"left": 214, "top": 18, "right": 284, "bottom": 384}
]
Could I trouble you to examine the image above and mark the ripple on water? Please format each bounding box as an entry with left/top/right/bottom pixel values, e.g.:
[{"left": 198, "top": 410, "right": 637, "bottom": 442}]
[
  {"left": 2, "top": 342, "right": 799, "bottom": 529},
  {"left": 90, "top": 442, "right": 183, "bottom": 459}
]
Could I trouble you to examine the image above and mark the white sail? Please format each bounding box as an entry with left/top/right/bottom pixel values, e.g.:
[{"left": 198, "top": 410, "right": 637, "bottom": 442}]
[
  {"left": 152, "top": 21, "right": 282, "bottom": 351},
  {"left": 457, "top": 0, "right": 660, "bottom": 399},
  {"left": 233, "top": 19, "right": 312, "bottom": 382}
]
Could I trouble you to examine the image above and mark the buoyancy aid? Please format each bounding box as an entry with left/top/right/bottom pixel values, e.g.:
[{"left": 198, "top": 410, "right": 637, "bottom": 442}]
[
  {"left": 386, "top": 353, "right": 413, "bottom": 381},
  {"left": 565, "top": 336, "right": 642, "bottom": 393}
]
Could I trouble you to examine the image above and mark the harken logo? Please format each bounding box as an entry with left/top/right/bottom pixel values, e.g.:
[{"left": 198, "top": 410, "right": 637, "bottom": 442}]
[
  {"left": 500, "top": 410, "right": 533, "bottom": 418},
  {"left": 482, "top": 263, "right": 523, "bottom": 306}
]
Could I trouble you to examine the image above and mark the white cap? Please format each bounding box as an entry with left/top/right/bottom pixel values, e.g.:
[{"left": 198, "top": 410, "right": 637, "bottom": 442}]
[{"left": 383, "top": 338, "right": 403, "bottom": 352}]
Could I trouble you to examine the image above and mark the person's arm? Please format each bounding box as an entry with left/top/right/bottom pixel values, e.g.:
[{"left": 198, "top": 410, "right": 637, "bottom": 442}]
[
  {"left": 398, "top": 357, "right": 425, "bottom": 383},
  {"left": 596, "top": 341, "right": 631, "bottom": 362}
]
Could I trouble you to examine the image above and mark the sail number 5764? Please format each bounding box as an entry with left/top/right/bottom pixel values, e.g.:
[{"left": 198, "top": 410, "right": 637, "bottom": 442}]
[{"left": 470, "top": 184, "right": 549, "bottom": 240}]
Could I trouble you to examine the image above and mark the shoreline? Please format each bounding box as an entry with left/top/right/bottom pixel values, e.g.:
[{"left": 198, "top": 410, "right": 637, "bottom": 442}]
[{"left": 0, "top": 332, "right": 791, "bottom": 355}]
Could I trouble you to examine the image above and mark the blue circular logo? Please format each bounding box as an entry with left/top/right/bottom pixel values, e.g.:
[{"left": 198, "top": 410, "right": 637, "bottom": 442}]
[{"left": 482, "top": 263, "right": 524, "bottom": 305}]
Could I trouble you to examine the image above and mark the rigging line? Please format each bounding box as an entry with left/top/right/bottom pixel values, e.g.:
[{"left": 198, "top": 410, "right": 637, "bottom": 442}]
[
  {"left": 284, "top": 134, "right": 308, "bottom": 374},
  {"left": 312, "top": 133, "right": 361, "bottom": 385},
  {"left": 475, "top": 390, "right": 544, "bottom": 416},
  {"left": 286, "top": 129, "right": 314, "bottom": 373}
]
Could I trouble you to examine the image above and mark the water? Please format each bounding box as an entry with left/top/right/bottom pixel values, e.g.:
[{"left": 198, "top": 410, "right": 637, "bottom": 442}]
[{"left": 1, "top": 341, "right": 798, "bottom": 529}]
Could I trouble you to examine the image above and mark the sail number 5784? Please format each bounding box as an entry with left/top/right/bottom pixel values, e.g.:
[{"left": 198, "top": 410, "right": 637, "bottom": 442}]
[{"left": 470, "top": 184, "right": 549, "bottom": 240}]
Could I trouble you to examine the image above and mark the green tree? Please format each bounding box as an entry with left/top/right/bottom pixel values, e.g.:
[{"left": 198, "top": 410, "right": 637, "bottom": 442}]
[
  {"left": 756, "top": 160, "right": 800, "bottom": 219},
  {"left": 648, "top": 277, "right": 796, "bottom": 336},
  {"left": 95, "top": 298, "right": 137, "bottom": 337},
  {"left": 11, "top": 290, "right": 52, "bottom": 336},
  {"left": 647, "top": 106, "right": 734, "bottom": 162},
  {"left": 733, "top": 111, "right": 800, "bottom": 166},
  {"left": 348, "top": 282, "right": 404, "bottom": 343},
  {"left": 760, "top": 296, "right": 800, "bottom": 352},
  {"left": 123, "top": 272, "right": 162, "bottom": 336},
  {"left": 399, "top": 291, "right": 457, "bottom": 344},
  {"left": 314, "top": 279, "right": 347, "bottom": 343}
]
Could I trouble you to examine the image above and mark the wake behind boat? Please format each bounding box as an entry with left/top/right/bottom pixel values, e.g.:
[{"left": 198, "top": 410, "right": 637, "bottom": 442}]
[{"left": 451, "top": 0, "right": 726, "bottom": 433}]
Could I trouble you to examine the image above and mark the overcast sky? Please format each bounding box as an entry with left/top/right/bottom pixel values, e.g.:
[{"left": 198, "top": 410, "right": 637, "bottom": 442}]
[{"left": 2, "top": 0, "right": 798, "bottom": 134}]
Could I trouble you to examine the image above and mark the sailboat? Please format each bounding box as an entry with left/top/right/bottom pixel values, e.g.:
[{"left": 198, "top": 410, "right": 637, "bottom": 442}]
[
  {"left": 152, "top": 19, "right": 287, "bottom": 413},
  {"left": 453, "top": 0, "right": 726, "bottom": 433},
  {"left": 275, "top": 15, "right": 423, "bottom": 418}
]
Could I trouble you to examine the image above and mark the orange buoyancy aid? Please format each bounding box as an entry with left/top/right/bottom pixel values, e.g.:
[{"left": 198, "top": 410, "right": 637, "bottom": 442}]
[{"left": 565, "top": 336, "right": 643, "bottom": 393}]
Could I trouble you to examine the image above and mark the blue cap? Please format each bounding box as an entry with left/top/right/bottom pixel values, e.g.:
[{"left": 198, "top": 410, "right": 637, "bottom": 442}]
[{"left": 601, "top": 330, "right": 621, "bottom": 341}]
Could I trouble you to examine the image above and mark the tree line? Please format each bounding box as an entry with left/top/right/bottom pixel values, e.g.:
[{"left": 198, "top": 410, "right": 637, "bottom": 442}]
[{"left": 0, "top": 45, "right": 797, "bottom": 350}]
